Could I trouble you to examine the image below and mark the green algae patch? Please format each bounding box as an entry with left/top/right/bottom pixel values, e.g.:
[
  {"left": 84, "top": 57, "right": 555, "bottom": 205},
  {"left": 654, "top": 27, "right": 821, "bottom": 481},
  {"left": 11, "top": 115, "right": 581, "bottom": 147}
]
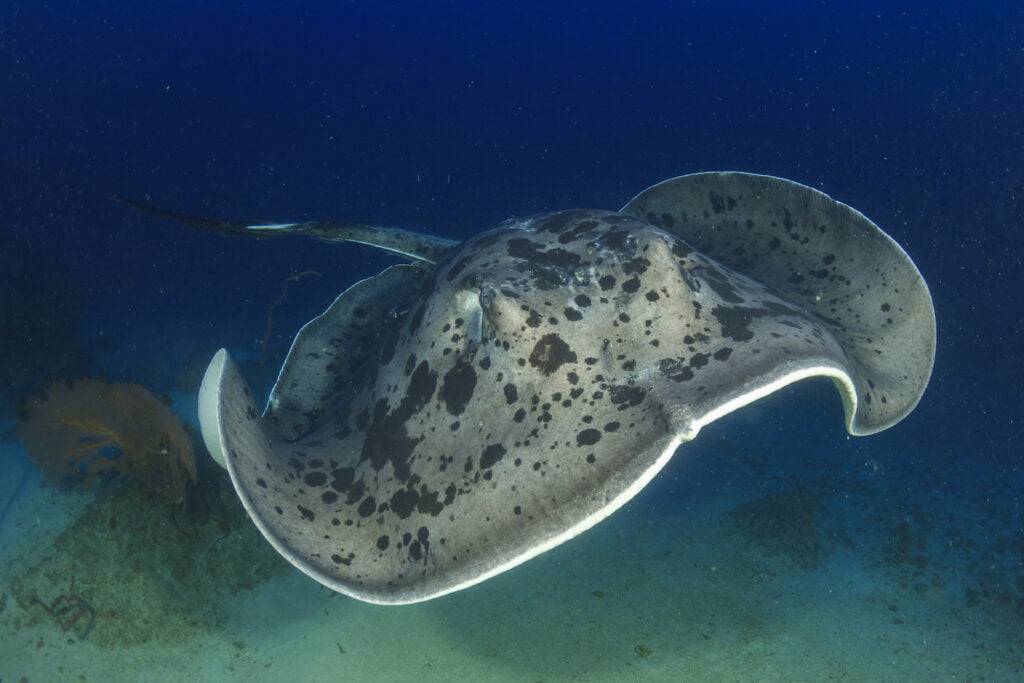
[{"left": 4, "top": 477, "right": 289, "bottom": 648}]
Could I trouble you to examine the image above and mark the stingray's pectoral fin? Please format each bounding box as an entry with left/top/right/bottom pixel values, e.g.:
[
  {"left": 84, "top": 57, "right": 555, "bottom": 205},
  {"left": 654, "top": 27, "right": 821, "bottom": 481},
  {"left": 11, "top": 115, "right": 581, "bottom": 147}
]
[
  {"left": 115, "top": 194, "right": 459, "bottom": 263},
  {"left": 622, "top": 172, "right": 936, "bottom": 435},
  {"left": 197, "top": 350, "right": 305, "bottom": 572},
  {"left": 197, "top": 348, "right": 367, "bottom": 595}
]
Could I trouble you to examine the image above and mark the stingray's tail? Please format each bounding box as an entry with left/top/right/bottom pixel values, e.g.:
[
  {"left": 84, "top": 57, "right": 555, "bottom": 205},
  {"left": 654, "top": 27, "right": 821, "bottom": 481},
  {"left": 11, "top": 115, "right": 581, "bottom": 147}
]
[
  {"left": 114, "top": 194, "right": 459, "bottom": 264},
  {"left": 113, "top": 194, "right": 305, "bottom": 238}
]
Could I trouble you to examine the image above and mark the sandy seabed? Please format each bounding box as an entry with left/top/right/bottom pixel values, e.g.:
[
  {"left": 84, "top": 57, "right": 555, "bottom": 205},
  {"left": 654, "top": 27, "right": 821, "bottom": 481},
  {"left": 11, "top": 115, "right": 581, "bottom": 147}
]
[{"left": 1, "top": 410, "right": 1021, "bottom": 683}]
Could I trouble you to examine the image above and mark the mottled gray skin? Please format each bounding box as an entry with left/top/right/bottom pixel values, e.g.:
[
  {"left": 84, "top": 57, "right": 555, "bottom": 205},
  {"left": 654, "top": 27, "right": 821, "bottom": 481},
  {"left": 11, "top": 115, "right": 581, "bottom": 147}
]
[{"left": 198, "top": 172, "right": 935, "bottom": 604}]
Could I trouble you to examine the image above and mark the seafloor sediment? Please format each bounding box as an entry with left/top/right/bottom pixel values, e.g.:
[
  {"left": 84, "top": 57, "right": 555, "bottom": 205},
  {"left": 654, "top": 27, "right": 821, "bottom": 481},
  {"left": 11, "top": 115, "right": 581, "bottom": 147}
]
[{"left": 0, "top": 406, "right": 1021, "bottom": 681}]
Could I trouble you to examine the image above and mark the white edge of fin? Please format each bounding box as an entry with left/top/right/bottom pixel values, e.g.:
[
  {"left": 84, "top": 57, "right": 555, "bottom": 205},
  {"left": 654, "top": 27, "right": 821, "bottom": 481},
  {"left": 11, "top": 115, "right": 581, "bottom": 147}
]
[{"left": 198, "top": 348, "right": 229, "bottom": 470}]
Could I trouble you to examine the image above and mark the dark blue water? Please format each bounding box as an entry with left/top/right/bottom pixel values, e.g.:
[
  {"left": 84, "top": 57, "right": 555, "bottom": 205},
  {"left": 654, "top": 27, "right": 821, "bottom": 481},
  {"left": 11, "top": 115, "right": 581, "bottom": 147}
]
[
  {"left": 5, "top": 1, "right": 1021, "bottom": 413},
  {"left": 2, "top": 1, "right": 1022, "bottom": 677}
]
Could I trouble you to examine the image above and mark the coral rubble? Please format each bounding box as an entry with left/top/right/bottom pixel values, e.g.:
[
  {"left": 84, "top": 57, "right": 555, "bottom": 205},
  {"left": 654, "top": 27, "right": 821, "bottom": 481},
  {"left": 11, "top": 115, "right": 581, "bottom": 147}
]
[{"left": 4, "top": 477, "right": 289, "bottom": 648}]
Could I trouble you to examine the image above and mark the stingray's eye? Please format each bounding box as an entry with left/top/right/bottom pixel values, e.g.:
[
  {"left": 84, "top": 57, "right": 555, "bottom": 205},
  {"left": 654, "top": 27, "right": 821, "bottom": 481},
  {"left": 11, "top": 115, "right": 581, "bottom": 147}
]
[
  {"left": 476, "top": 285, "right": 505, "bottom": 336},
  {"left": 478, "top": 285, "right": 497, "bottom": 315},
  {"left": 475, "top": 284, "right": 534, "bottom": 339}
]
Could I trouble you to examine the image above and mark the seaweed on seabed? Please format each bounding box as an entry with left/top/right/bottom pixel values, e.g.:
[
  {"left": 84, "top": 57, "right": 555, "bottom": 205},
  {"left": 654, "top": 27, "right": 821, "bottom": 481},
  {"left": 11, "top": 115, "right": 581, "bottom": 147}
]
[{"left": 16, "top": 379, "right": 198, "bottom": 504}]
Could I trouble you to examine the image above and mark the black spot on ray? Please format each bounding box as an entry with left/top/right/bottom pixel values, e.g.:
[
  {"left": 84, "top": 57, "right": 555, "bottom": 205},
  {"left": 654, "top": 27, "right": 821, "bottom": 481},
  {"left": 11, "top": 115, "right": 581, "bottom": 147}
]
[
  {"left": 390, "top": 488, "right": 419, "bottom": 518},
  {"left": 304, "top": 471, "right": 327, "bottom": 487},
  {"left": 537, "top": 211, "right": 575, "bottom": 234},
  {"left": 621, "top": 277, "right": 641, "bottom": 293},
  {"left": 701, "top": 266, "right": 746, "bottom": 304},
  {"left": 506, "top": 237, "right": 583, "bottom": 290},
  {"left": 480, "top": 444, "right": 507, "bottom": 469},
  {"left": 440, "top": 358, "right": 477, "bottom": 415},
  {"left": 330, "top": 467, "right": 355, "bottom": 491},
  {"left": 529, "top": 333, "right": 578, "bottom": 376},
  {"left": 711, "top": 301, "right": 805, "bottom": 343},
  {"left": 556, "top": 218, "right": 601, "bottom": 244},
  {"left": 359, "top": 360, "right": 436, "bottom": 481},
  {"left": 358, "top": 496, "right": 376, "bottom": 518},
  {"left": 609, "top": 385, "right": 646, "bottom": 408}
]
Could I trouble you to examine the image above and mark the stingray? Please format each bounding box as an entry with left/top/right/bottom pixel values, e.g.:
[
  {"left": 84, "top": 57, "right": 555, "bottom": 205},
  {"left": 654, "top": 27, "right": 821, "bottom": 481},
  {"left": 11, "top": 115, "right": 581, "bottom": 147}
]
[{"left": 121, "top": 172, "right": 935, "bottom": 604}]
